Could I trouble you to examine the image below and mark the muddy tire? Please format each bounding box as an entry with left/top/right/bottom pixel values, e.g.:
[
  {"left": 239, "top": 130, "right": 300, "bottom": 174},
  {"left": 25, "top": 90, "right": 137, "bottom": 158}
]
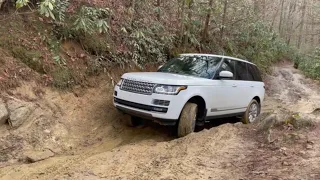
[
  {"left": 126, "top": 116, "right": 143, "bottom": 127},
  {"left": 242, "top": 99, "right": 260, "bottom": 124},
  {"left": 178, "top": 103, "right": 198, "bottom": 137}
]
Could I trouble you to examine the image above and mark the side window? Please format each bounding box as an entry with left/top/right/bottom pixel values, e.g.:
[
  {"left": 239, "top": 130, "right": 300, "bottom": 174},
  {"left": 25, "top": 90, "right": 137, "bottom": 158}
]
[
  {"left": 247, "top": 64, "right": 256, "bottom": 81},
  {"left": 235, "top": 61, "right": 248, "bottom": 81},
  {"left": 252, "top": 65, "right": 263, "bottom": 81}
]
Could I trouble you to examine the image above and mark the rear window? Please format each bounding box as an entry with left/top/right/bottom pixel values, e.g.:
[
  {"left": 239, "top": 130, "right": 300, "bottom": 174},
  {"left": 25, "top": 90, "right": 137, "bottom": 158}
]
[
  {"left": 234, "top": 61, "right": 248, "bottom": 81},
  {"left": 232, "top": 60, "right": 262, "bottom": 82}
]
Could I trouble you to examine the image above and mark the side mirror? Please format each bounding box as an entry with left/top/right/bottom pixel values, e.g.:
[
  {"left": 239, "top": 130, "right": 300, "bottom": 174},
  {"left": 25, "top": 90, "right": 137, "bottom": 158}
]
[
  {"left": 158, "top": 65, "right": 163, "bottom": 70},
  {"left": 219, "top": 71, "right": 233, "bottom": 79}
]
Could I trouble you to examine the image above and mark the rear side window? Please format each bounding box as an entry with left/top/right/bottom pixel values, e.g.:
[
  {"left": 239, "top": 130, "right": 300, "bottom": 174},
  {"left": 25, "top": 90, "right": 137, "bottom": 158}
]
[
  {"left": 247, "top": 64, "right": 255, "bottom": 81},
  {"left": 235, "top": 61, "right": 248, "bottom": 81},
  {"left": 248, "top": 64, "right": 262, "bottom": 81}
]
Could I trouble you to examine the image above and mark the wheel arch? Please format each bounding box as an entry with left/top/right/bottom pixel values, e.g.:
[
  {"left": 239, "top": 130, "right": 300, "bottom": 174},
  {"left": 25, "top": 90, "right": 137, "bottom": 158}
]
[
  {"left": 186, "top": 95, "right": 207, "bottom": 122},
  {"left": 253, "top": 96, "right": 261, "bottom": 104}
]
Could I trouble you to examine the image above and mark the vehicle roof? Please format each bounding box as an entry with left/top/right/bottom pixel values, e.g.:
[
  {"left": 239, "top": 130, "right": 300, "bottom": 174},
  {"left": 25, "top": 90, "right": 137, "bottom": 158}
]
[{"left": 180, "top": 53, "right": 255, "bottom": 65}]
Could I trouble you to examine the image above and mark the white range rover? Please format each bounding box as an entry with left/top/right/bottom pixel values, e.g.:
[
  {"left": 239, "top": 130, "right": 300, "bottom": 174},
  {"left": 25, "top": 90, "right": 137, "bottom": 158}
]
[{"left": 114, "top": 54, "right": 265, "bottom": 137}]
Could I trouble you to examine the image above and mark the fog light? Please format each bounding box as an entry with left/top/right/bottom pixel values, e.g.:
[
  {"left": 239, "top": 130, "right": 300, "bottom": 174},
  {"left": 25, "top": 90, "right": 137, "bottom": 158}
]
[
  {"left": 152, "top": 99, "right": 170, "bottom": 106},
  {"left": 152, "top": 107, "right": 168, "bottom": 113}
]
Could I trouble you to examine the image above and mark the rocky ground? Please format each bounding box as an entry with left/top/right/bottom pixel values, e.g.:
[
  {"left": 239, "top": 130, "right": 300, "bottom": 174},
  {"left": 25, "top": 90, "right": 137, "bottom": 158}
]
[{"left": 0, "top": 62, "right": 320, "bottom": 180}]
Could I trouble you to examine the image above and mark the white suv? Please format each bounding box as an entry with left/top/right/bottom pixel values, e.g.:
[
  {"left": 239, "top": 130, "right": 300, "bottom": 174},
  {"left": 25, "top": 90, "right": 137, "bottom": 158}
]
[{"left": 114, "top": 54, "right": 265, "bottom": 137}]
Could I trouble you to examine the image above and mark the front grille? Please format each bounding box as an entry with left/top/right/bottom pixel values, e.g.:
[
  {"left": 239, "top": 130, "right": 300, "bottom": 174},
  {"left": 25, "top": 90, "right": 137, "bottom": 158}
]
[{"left": 121, "top": 79, "right": 155, "bottom": 95}]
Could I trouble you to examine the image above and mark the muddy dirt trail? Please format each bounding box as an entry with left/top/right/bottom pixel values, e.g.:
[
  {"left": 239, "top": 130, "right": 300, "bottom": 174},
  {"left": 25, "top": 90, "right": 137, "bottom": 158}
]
[{"left": 0, "top": 63, "right": 320, "bottom": 180}]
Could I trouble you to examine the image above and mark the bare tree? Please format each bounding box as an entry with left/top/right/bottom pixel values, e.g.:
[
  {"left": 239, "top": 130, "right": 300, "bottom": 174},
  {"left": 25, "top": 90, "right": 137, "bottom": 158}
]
[
  {"left": 180, "top": 0, "right": 186, "bottom": 44},
  {"left": 279, "top": 0, "right": 285, "bottom": 37},
  {"left": 220, "top": 0, "right": 228, "bottom": 41},
  {"left": 156, "top": 0, "right": 161, "bottom": 21},
  {"left": 285, "top": 0, "right": 297, "bottom": 45},
  {"left": 202, "top": 0, "right": 213, "bottom": 42},
  {"left": 298, "top": 0, "right": 307, "bottom": 49}
]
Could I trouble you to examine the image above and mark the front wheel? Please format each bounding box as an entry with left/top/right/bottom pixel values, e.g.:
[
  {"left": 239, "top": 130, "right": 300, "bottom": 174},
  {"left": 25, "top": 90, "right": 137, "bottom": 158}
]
[
  {"left": 178, "top": 103, "right": 198, "bottom": 137},
  {"left": 241, "top": 99, "right": 260, "bottom": 124},
  {"left": 125, "top": 116, "right": 144, "bottom": 127}
]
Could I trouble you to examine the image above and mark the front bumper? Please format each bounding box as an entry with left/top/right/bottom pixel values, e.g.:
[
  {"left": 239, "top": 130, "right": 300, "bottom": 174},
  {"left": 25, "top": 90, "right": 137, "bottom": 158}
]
[{"left": 113, "top": 86, "right": 187, "bottom": 125}]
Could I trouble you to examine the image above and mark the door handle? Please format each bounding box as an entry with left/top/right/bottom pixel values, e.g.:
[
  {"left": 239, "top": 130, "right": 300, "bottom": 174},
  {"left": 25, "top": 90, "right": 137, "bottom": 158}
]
[{"left": 232, "top": 85, "right": 237, "bottom": 87}]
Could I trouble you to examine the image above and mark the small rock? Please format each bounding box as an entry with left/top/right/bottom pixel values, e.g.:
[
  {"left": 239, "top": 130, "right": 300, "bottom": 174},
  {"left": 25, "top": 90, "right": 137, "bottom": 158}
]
[
  {"left": 0, "top": 99, "right": 9, "bottom": 124},
  {"left": 280, "top": 147, "right": 287, "bottom": 151},
  {"left": 280, "top": 147, "right": 288, "bottom": 156},
  {"left": 226, "top": 163, "right": 232, "bottom": 167},
  {"left": 44, "top": 129, "right": 51, "bottom": 134},
  {"left": 282, "top": 161, "right": 291, "bottom": 166},
  {"left": 299, "top": 151, "right": 306, "bottom": 156},
  {"left": 312, "top": 108, "right": 320, "bottom": 115},
  {"left": 258, "top": 114, "right": 277, "bottom": 132},
  {"left": 25, "top": 149, "right": 54, "bottom": 163},
  {"left": 79, "top": 53, "right": 86, "bottom": 58},
  {"left": 7, "top": 98, "right": 36, "bottom": 128},
  {"left": 298, "top": 150, "right": 309, "bottom": 158},
  {"left": 306, "top": 144, "right": 313, "bottom": 150},
  {"left": 307, "top": 140, "right": 315, "bottom": 145}
]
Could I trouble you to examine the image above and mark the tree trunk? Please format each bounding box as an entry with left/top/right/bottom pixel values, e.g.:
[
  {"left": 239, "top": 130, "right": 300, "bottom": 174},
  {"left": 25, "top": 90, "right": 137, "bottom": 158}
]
[
  {"left": 311, "top": 12, "right": 315, "bottom": 47},
  {"left": 298, "top": 0, "right": 306, "bottom": 49},
  {"left": 202, "top": 0, "right": 213, "bottom": 42},
  {"left": 278, "top": 0, "right": 285, "bottom": 36},
  {"left": 220, "top": 0, "right": 228, "bottom": 41},
  {"left": 130, "top": 0, "right": 136, "bottom": 26},
  {"left": 156, "top": 0, "right": 161, "bottom": 21},
  {"left": 0, "top": 0, "right": 4, "bottom": 9},
  {"left": 270, "top": 4, "right": 280, "bottom": 31},
  {"left": 180, "top": 0, "right": 186, "bottom": 45},
  {"left": 262, "top": 0, "right": 266, "bottom": 20},
  {"left": 253, "top": 0, "right": 259, "bottom": 15},
  {"left": 183, "top": 0, "right": 193, "bottom": 49},
  {"left": 285, "top": 0, "right": 297, "bottom": 45}
]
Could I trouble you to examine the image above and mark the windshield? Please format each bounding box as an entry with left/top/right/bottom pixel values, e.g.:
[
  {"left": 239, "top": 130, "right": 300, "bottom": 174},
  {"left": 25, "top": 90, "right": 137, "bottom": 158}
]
[{"left": 158, "top": 55, "right": 222, "bottom": 79}]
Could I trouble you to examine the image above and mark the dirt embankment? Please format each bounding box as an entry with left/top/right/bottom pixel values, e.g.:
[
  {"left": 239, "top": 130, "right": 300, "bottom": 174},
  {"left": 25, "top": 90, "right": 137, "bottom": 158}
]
[{"left": 0, "top": 62, "right": 320, "bottom": 179}]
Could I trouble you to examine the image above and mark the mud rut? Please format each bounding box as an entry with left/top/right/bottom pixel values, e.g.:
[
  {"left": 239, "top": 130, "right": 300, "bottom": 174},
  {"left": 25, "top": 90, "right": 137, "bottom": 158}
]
[{"left": 0, "top": 63, "right": 320, "bottom": 179}]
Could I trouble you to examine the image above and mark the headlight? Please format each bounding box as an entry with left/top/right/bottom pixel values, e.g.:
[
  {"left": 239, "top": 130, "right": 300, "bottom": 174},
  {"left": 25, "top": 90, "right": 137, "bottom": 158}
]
[
  {"left": 116, "top": 79, "right": 123, "bottom": 86},
  {"left": 153, "top": 85, "right": 187, "bottom": 95}
]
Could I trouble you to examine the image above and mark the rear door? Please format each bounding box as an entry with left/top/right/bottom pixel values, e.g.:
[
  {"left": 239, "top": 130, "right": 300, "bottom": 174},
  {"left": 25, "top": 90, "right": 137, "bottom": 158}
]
[
  {"left": 247, "top": 63, "right": 265, "bottom": 104},
  {"left": 233, "top": 60, "right": 252, "bottom": 109}
]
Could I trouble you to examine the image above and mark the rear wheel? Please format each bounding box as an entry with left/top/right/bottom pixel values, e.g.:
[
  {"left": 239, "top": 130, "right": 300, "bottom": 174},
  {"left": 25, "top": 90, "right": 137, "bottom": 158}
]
[
  {"left": 242, "top": 99, "right": 260, "bottom": 124},
  {"left": 178, "top": 103, "right": 198, "bottom": 137}
]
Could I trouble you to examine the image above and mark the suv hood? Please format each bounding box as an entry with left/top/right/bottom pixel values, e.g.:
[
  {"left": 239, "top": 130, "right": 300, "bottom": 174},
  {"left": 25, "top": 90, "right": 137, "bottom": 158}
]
[{"left": 122, "top": 72, "right": 212, "bottom": 85}]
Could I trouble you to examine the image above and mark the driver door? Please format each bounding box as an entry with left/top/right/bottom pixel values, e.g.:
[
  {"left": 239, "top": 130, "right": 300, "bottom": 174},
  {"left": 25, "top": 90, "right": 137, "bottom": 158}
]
[{"left": 207, "top": 59, "right": 239, "bottom": 117}]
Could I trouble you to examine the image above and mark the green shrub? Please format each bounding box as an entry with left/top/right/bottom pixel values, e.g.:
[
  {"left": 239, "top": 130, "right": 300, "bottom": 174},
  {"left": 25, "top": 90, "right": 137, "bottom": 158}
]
[{"left": 294, "top": 48, "right": 320, "bottom": 79}]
